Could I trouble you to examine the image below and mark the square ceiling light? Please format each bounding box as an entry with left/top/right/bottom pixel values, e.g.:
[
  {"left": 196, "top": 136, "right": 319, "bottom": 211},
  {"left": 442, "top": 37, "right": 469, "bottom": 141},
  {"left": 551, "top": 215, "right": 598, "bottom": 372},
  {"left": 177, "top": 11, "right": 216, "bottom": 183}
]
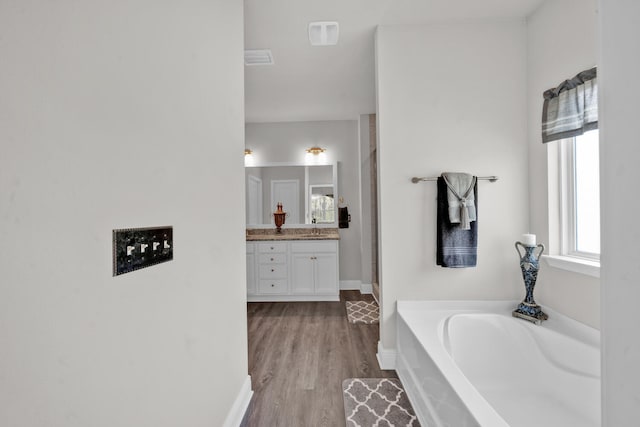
[{"left": 308, "top": 21, "right": 339, "bottom": 46}]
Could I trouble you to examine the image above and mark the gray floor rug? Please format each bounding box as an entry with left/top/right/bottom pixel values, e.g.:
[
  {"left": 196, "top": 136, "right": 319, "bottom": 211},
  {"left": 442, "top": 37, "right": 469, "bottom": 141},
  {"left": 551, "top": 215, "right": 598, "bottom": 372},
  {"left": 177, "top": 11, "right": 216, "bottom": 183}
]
[
  {"left": 342, "top": 378, "right": 420, "bottom": 426},
  {"left": 345, "top": 301, "right": 379, "bottom": 324}
]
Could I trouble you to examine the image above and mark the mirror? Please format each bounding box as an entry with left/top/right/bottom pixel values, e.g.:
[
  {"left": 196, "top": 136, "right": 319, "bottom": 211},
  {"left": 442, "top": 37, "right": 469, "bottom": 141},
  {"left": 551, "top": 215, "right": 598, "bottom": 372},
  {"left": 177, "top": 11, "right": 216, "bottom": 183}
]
[
  {"left": 245, "top": 163, "right": 337, "bottom": 226},
  {"left": 309, "top": 185, "right": 335, "bottom": 224}
]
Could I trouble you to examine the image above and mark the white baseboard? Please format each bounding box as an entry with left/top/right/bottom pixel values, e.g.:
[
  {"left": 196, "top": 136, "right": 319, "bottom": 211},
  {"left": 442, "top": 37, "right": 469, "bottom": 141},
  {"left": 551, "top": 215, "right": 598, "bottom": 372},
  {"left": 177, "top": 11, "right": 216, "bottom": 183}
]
[
  {"left": 360, "top": 283, "right": 372, "bottom": 294},
  {"left": 340, "top": 280, "right": 361, "bottom": 290},
  {"left": 376, "top": 341, "right": 397, "bottom": 370},
  {"left": 222, "top": 375, "right": 253, "bottom": 427},
  {"left": 340, "top": 280, "right": 373, "bottom": 295},
  {"left": 371, "top": 289, "right": 379, "bottom": 305},
  {"left": 247, "top": 295, "right": 340, "bottom": 302}
]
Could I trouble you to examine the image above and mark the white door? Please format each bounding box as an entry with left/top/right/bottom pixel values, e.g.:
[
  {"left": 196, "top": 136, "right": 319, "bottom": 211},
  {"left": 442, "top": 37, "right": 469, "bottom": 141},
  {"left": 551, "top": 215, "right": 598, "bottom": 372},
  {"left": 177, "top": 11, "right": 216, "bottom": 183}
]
[
  {"left": 271, "top": 180, "right": 299, "bottom": 224},
  {"left": 247, "top": 175, "right": 263, "bottom": 224}
]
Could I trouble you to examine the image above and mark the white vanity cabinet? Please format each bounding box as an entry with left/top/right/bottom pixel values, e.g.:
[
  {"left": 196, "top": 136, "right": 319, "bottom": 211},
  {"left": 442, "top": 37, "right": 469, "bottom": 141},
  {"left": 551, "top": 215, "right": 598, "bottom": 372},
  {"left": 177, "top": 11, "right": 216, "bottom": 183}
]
[
  {"left": 246, "top": 240, "right": 339, "bottom": 302},
  {"left": 290, "top": 241, "right": 339, "bottom": 296},
  {"left": 256, "top": 242, "right": 288, "bottom": 295},
  {"left": 246, "top": 243, "right": 257, "bottom": 295}
]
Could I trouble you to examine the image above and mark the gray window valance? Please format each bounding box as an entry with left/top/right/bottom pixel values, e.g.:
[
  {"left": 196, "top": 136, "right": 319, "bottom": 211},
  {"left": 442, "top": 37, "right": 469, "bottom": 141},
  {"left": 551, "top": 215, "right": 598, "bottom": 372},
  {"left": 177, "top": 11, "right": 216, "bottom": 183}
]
[{"left": 542, "top": 67, "right": 598, "bottom": 143}]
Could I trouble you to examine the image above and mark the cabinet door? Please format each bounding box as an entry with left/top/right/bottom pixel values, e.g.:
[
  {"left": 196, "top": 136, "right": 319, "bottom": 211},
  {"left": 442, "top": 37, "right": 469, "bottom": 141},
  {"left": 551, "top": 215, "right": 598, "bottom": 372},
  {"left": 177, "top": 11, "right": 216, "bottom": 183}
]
[
  {"left": 246, "top": 252, "right": 257, "bottom": 295},
  {"left": 314, "top": 252, "right": 338, "bottom": 294},
  {"left": 291, "top": 253, "right": 314, "bottom": 294}
]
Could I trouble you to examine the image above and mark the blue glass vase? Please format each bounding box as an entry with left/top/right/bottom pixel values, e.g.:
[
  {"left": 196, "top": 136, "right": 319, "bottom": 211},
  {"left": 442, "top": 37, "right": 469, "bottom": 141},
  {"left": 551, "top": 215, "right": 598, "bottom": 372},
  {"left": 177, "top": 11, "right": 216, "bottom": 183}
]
[{"left": 512, "top": 242, "right": 548, "bottom": 324}]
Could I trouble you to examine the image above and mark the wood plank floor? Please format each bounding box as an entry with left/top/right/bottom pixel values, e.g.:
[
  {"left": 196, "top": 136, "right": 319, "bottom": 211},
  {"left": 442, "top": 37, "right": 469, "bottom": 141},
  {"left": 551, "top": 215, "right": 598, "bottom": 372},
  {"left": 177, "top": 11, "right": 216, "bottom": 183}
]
[{"left": 241, "top": 291, "right": 397, "bottom": 427}]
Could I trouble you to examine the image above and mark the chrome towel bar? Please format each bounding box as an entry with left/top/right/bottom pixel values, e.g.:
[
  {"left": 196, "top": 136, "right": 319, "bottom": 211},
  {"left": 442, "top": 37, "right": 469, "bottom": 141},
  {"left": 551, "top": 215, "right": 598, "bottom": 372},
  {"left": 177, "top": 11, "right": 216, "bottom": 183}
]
[{"left": 411, "top": 175, "right": 499, "bottom": 183}]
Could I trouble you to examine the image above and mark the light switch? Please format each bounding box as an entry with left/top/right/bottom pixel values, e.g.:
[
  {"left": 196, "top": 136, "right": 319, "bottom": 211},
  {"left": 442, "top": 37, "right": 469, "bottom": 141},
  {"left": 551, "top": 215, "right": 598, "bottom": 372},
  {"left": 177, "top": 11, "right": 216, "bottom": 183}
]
[{"left": 113, "top": 226, "right": 173, "bottom": 276}]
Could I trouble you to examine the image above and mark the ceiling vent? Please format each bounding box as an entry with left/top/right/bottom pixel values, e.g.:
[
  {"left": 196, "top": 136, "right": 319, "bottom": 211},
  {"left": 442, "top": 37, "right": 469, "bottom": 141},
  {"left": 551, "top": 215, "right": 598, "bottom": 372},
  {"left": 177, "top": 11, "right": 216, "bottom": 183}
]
[
  {"left": 244, "top": 49, "right": 274, "bottom": 66},
  {"left": 308, "top": 21, "right": 339, "bottom": 46}
]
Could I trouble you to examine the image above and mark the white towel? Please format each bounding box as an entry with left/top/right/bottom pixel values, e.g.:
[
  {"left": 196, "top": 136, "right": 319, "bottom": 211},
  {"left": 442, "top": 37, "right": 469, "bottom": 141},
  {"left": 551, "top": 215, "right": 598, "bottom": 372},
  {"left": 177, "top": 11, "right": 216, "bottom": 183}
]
[{"left": 442, "top": 172, "right": 477, "bottom": 230}]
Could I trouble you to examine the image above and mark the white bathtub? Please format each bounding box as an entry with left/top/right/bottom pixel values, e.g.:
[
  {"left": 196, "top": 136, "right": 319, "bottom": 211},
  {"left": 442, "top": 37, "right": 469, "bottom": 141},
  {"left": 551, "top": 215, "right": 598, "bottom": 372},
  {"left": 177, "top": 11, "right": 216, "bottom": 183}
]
[{"left": 396, "top": 301, "right": 600, "bottom": 427}]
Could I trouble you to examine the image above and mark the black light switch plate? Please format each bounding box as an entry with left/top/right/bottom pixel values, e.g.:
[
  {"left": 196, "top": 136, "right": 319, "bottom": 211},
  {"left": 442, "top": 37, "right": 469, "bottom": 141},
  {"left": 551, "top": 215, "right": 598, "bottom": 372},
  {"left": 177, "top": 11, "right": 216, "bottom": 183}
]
[{"left": 113, "top": 226, "right": 173, "bottom": 276}]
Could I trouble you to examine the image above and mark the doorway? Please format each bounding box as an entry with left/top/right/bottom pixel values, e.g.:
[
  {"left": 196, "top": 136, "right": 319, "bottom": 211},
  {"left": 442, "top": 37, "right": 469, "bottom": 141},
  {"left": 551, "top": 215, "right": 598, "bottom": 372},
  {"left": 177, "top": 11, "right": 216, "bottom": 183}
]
[
  {"left": 368, "top": 114, "right": 380, "bottom": 302},
  {"left": 270, "top": 179, "right": 300, "bottom": 224}
]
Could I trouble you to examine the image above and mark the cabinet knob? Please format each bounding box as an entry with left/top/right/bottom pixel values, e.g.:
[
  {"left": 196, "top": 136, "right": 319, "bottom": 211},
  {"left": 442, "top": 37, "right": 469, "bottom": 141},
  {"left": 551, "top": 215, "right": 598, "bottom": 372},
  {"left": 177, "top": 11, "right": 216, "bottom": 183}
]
[
  {"left": 271, "top": 283, "right": 275, "bottom": 287},
  {"left": 270, "top": 246, "right": 274, "bottom": 250},
  {"left": 270, "top": 257, "right": 274, "bottom": 261},
  {"left": 271, "top": 268, "right": 275, "bottom": 272}
]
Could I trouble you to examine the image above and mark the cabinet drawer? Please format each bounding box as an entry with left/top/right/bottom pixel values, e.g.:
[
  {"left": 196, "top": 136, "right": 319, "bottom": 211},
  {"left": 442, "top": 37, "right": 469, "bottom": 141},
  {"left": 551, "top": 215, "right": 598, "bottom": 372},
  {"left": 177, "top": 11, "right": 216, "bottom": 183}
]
[
  {"left": 290, "top": 241, "right": 337, "bottom": 253},
  {"left": 258, "top": 242, "right": 288, "bottom": 253},
  {"left": 259, "top": 264, "right": 287, "bottom": 279},
  {"left": 258, "top": 279, "right": 288, "bottom": 294},
  {"left": 259, "top": 253, "right": 287, "bottom": 264}
]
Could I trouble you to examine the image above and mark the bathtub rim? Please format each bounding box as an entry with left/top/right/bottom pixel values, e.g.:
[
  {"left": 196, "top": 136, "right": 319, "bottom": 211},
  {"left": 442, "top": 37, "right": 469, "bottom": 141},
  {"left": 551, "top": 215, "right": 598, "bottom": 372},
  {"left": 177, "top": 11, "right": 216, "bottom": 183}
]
[{"left": 396, "top": 300, "right": 600, "bottom": 427}]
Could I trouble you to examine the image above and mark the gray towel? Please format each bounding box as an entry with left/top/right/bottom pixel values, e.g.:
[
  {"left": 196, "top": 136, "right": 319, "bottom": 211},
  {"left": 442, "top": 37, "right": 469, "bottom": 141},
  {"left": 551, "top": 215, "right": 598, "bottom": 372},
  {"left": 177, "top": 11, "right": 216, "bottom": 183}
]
[
  {"left": 437, "top": 177, "right": 478, "bottom": 268},
  {"left": 442, "top": 172, "right": 476, "bottom": 230}
]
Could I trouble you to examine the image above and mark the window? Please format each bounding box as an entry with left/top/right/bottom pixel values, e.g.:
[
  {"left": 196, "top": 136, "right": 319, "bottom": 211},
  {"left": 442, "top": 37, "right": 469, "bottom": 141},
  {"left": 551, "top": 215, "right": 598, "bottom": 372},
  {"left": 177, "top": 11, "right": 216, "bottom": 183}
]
[
  {"left": 308, "top": 185, "right": 335, "bottom": 224},
  {"left": 559, "top": 129, "right": 600, "bottom": 260},
  {"left": 310, "top": 194, "right": 335, "bottom": 223},
  {"left": 542, "top": 67, "right": 599, "bottom": 275}
]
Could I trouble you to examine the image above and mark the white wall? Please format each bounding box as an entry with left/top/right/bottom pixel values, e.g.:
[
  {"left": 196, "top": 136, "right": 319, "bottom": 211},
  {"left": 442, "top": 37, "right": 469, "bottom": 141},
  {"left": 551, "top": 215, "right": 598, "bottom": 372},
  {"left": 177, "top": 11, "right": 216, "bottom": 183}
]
[
  {"left": 526, "top": 0, "right": 600, "bottom": 328},
  {"left": 599, "top": 0, "right": 640, "bottom": 424},
  {"left": 245, "top": 121, "right": 363, "bottom": 281},
  {"left": 0, "top": 1, "right": 248, "bottom": 426},
  {"left": 376, "top": 21, "right": 528, "bottom": 349}
]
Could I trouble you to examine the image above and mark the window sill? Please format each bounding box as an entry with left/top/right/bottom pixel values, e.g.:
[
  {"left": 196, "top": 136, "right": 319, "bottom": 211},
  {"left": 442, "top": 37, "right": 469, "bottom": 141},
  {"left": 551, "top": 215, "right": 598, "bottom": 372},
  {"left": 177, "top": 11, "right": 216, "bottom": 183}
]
[{"left": 542, "top": 255, "right": 600, "bottom": 278}]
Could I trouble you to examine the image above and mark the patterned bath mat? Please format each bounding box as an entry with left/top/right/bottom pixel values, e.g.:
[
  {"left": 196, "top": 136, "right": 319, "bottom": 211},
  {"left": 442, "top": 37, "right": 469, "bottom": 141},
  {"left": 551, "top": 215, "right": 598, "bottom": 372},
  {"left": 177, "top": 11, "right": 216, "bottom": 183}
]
[
  {"left": 345, "top": 301, "right": 379, "bottom": 324},
  {"left": 342, "top": 378, "right": 420, "bottom": 427}
]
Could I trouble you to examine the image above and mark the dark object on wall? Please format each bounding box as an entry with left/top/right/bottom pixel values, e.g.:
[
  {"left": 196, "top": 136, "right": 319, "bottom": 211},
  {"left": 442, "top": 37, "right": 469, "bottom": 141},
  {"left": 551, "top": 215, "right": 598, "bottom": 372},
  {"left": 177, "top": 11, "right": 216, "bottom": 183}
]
[
  {"left": 436, "top": 177, "right": 478, "bottom": 267},
  {"left": 113, "top": 226, "right": 173, "bottom": 276},
  {"left": 339, "top": 207, "right": 350, "bottom": 229}
]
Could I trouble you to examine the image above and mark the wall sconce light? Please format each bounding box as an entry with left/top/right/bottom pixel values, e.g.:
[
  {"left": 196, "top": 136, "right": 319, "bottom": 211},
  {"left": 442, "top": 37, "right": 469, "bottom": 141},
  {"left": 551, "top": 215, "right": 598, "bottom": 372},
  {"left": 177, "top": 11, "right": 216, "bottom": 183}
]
[
  {"left": 306, "top": 146, "right": 326, "bottom": 155},
  {"left": 244, "top": 148, "right": 255, "bottom": 166}
]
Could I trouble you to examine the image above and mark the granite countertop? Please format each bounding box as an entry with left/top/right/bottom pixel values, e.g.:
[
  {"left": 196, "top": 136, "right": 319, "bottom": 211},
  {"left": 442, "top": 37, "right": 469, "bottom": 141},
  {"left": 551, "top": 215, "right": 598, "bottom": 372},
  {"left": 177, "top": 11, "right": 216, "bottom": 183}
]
[{"left": 246, "top": 227, "right": 340, "bottom": 241}]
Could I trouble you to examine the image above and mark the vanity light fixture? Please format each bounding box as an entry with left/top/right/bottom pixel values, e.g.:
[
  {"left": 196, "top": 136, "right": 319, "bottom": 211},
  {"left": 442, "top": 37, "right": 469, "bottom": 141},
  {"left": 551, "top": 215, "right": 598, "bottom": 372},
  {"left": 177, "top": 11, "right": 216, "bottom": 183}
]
[
  {"left": 306, "top": 146, "right": 326, "bottom": 155},
  {"left": 244, "top": 148, "right": 256, "bottom": 166}
]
